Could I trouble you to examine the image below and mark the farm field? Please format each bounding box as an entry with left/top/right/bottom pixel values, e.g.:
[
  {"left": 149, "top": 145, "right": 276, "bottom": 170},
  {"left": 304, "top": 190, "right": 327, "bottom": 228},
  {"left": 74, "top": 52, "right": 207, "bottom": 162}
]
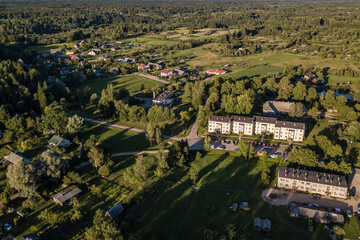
[
  {"left": 138, "top": 153, "right": 328, "bottom": 240},
  {"left": 78, "top": 74, "right": 165, "bottom": 96}
]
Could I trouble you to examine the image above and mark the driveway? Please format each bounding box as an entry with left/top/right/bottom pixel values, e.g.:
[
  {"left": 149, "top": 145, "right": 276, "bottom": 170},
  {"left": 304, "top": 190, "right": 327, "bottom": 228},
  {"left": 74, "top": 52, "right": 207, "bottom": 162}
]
[{"left": 262, "top": 188, "right": 360, "bottom": 212}]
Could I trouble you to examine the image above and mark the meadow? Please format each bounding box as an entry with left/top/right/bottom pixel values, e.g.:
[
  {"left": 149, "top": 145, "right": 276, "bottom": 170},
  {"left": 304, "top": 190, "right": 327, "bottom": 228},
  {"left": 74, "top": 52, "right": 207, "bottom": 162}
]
[{"left": 78, "top": 74, "right": 165, "bottom": 96}]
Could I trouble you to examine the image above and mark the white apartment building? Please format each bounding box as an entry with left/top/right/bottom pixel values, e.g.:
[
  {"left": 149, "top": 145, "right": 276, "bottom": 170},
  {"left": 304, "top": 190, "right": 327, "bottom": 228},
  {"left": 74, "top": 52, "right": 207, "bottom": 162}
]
[
  {"left": 278, "top": 167, "right": 348, "bottom": 199},
  {"left": 232, "top": 116, "right": 254, "bottom": 135},
  {"left": 274, "top": 121, "right": 306, "bottom": 142},
  {"left": 254, "top": 116, "right": 277, "bottom": 135},
  {"left": 208, "top": 115, "right": 232, "bottom": 134}
]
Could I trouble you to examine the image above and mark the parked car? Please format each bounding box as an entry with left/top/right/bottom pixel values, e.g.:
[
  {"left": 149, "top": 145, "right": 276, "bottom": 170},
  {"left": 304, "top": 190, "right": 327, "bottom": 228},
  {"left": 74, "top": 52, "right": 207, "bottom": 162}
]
[
  {"left": 216, "top": 146, "right": 225, "bottom": 150},
  {"left": 358, "top": 204, "right": 360, "bottom": 214},
  {"left": 310, "top": 194, "right": 321, "bottom": 200},
  {"left": 230, "top": 203, "right": 238, "bottom": 211},
  {"left": 335, "top": 208, "right": 342, "bottom": 213},
  {"left": 4, "top": 223, "right": 12, "bottom": 231},
  {"left": 308, "top": 204, "right": 319, "bottom": 208},
  {"left": 347, "top": 209, "right": 353, "bottom": 217}
]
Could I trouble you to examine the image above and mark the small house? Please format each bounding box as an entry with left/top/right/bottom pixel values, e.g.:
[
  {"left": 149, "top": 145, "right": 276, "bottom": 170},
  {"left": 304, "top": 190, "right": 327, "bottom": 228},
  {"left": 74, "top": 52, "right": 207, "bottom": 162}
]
[
  {"left": 60, "top": 69, "right": 71, "bottom": 75},
  {"left": 19, "top": 234, "right": 39, "bottom": 240},
  {"left": 109, "top": 67, "right": 119, "bottom": 74},
  {"left": 262, "top": 218, "right": 271, "bottom": 232},
  {"left": 91, "top": 63, "right": 101, "bottom": 69},
  {"left": 311, "top": 77, "right": 325, "bottom": 85},
  {"left": 160, "top": 70, "right": 172, "bottom": 78},
  {"left": 53, "top": 186, "right": 82, "bottom": 206},
  {"left": 71, "top": 55, "right": 79, "bottom": 61},
  {"left": 48, "top": 135, "right": 70, "bottom": 148},
  {"left": 253, "top": 218, "right": 262, "bottom": 231},
  {"left": 152, "top": 91, "right": 174, "bottom": 107},
  {"left": 206, "top": 69, "right": 227, "bottom": 76},
  {"left": 138, "top": 63, "right": 149, "bottom": 71},
  {"left": 105, "top": 202, "right": 124, "bottom": 220},
  {"left": 3, "top": 152, "right": 25, "bottom": 165},
  {"left": 304, "top": 72, "right": 316, "bottom": 81},
  {"left": 99, "top": 53, "right": 111, "bottom": 61},
  {"left": 66, "top": 49, "right": 78, "bottom": 55}
]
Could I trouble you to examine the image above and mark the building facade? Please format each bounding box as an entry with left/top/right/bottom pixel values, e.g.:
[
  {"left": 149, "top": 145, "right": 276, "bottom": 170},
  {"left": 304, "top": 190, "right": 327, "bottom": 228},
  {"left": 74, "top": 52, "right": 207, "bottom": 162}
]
[
  {"left": 208, "top": 115, "right": 232, "bottom": 134},
  {"left": 208, "top": 115, "right": 305, "bottom": 142},
  {"left": 278, "top": 167, "right": 348, "bottom": 199},
  {"left": 274, "top": 121, "right": 305, "bottom": 142},
  {"left": 232, "top": 116, "right": 254, "bottom": 135}
]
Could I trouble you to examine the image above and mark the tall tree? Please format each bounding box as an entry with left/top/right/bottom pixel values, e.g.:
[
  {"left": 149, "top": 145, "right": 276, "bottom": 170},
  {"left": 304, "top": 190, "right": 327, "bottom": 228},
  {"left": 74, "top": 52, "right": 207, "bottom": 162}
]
[{"left": 7, "top": 162, "right": 38, "bottom": 198}]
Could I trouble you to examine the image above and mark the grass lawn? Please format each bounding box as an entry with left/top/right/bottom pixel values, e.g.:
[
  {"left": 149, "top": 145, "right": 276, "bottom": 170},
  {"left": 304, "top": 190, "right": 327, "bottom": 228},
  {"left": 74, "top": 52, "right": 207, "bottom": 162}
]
[
  {"left": 78, "top": 74, "right": 165, "bottom": 96},
  {"left": 138, "top": 152, "right": 327, "bottom": 239},
  {"left": 126, "top": 35, "right": 180, "bottom": 47},
  {"left": 25, "top": 42, "right": 75, "bottom": 54},
  {"left": 230, "top": 65, "right": 283, "bottom": 80},
  {"left": 344, "top": 217, "right": 360, "bottom": 239},
  {"left": 326, "top": 73, "right": 360, "bottom": 85},
  {"left": 80, "top": 122, "right": 151, "bottom": 153}
]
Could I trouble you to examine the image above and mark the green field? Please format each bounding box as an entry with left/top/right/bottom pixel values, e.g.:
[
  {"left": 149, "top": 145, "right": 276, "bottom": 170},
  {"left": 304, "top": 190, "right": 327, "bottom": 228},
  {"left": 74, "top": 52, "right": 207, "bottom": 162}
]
[
  {"left": 231, "top": 65, "right": 283, "bottom": 79},
  {"left": 138, "top": 153, "right": 327, "bottom": 240},
  {"left": 25, "top": 42, "right": 75, "bottom": 54},
  {"left": 79, "top": 74, "right": 165, "bottom": 96},
  {"left": 80, "top": 122, "right": 151, "bottom": 153},
  {"left": 126, "top": 35, "right": 180, "bottom": 47}
]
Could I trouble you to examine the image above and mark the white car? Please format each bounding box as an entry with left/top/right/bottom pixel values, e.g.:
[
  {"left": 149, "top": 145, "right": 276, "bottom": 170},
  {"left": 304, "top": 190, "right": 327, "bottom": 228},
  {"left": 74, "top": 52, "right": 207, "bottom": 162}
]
[{"left": 347, "top": 209, "right": 353, "bottom": 217}]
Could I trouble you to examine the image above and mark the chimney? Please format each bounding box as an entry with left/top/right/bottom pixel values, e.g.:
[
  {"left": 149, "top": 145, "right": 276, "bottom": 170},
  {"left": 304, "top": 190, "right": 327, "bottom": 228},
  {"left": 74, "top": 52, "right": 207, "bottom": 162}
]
[
  {"left": 305, "top": 172, "right": 308, "bottom": 180},
  {"left": 330, "top": 177, "right": 333, "bottom": 183},
  {"left": 317, "top": 173, "right": 320, "bottom": 182},
  {"left": 153, "top": 91, "right": 156, "bottom": 98}
]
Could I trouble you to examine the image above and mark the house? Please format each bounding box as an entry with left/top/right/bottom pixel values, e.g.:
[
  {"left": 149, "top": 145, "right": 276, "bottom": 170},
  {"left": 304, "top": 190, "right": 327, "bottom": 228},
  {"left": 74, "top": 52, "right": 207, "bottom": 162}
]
[
  {"left": 121, "top": 57, "right": 134, "bottom": 64},
  {"left": 91, "top": 63, "right": 101, "bottom": 69},
  {"left": 109, "top": 67, "right": 119, "bottom": 74},
  {"left": 19, "top": 234, "right": 39, "bottom": 240},
  {"left": 66, "top": 49, "right": 78, "bottom": 55},
  {"left": 206, "top": 69, "right": 227, "bottom": 76},
  {"left": 105, "top": 202, "right": 124, "bottom": 220},
  {"left": 71, "top": 55, "right": 79, "bottom": 61},
  {"left": 253, "top": 218, "right": 262, "bottom": 231},
  {"left": 263, "top": 101, "right": 307, "bottom": 116},
  {"left": 289, "top": 203, "right": 344, "bottom": 224},
  {"left": 60, "top": 69, "right": 71, "bottom": 75},
  {"left": 262, "top": 219, "right": 271, "bottom": 232},
  {"left": 99, "top": 53, "right": 111, "bottom": 61},
  {"left": 173, "top": 69, "right": 186, "bottom": 77},
  {"left": 53, "top": 186, "right": 82, "bottom": 206},
  {"left": 3, "top": 152, "right": 25, "bottom": 165},
  {"left": 80, "top": 60, "right": 89, "bottom": 67},
  {"left": 138, "top": 63, "right": 149, "bottom": 71},
  {"left": 152, "top": 91, "right": 174, "bottom": 107},
  {"left": 48, "top": 135, "right": 70, "bottom": 148},
  {"left": 208, "top": 115, "right": 232, "bottom": 134},
  {"left": 74, "top": 43, "right": 81, "bottom": 50},
  {"left": 304, "top": 72, "right": 316, "bottom": 81},
  {"left": 278, "top": 167, "right": 348, "bottom": 199},
  {"left": 231, "top": 116, "right": 254, "bottom": 136},
  {"left": 160, "top": 70, "right": 172, "bottom": 78},
  {"left": 88, "top": 49, "right": 101, "bottom": 56},
  {"left": 311, "top": 77, "right": 325, "bottom": 85},
  {"left": 148, "top": 62, "right": 163, "bottom": 70}
]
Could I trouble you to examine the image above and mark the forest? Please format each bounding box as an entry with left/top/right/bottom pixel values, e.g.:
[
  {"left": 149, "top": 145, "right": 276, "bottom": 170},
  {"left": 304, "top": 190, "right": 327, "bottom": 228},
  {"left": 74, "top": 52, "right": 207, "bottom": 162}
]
[{"left": 1, "top": 1, "right": 360, "bottom": 240}]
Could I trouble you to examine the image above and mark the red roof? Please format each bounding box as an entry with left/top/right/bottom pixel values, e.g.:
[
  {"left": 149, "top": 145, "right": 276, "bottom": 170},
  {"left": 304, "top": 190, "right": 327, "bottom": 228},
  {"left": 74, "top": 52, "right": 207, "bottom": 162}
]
[
  {"left": 71, "top": 55, "right": 78, "bottom": 60},
  {"left": 207, "top": 69, "right": 227, "bottom": 74},
  {"left": 161, "top": 70, "right": 170, "bottom": 74},
  {"left": 138, "top": 64, "right": 146, "bottom": 67}
]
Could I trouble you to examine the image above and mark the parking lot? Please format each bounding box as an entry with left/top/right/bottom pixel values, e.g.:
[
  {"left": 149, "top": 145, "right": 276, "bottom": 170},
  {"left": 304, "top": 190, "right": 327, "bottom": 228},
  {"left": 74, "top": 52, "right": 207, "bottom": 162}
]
[{"left": 210, "top": 139, "right": 289, "bottom": 159}]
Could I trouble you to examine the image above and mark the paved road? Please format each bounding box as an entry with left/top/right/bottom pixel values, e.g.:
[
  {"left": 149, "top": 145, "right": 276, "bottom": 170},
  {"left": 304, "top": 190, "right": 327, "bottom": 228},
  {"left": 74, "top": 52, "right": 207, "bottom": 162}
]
[
  {"left": 262, "top": 188, "right": 360, "bottom": 212},
  {"left": 112, "top": 150, "right": 169, "bottom": 157},
  {"left": 82, "top": 117, "right": 204, "bottom": 150},
  {"left": 134, "top": 72, "right": 169, "bottom": 84}
]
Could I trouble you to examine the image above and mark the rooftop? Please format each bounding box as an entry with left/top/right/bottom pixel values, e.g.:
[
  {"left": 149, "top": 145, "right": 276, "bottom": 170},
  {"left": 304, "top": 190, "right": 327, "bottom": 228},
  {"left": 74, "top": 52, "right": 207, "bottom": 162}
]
[
  {"left": 289, "top": 203, "right": 344, "bottom": 224},
  {"left": 53, "top": 186, "right": 82, "bottom": 204},
  {"left": 231, "top": 116, "right": 254, "bottom": 124},
  {"left": 278, "top": 166, "right": 347, "bottom": 188},
  {"left": 254, "top": 116, "right": 277, "bottom": 124},
  {"left": 106, "top": 202, "right": 124, "bottom": 219},
  {"left": 275, "top": 121, "right": 306, "bottom": 130},
  {"left": 209, "top": 115, "right": 232, "bottom": 123}
]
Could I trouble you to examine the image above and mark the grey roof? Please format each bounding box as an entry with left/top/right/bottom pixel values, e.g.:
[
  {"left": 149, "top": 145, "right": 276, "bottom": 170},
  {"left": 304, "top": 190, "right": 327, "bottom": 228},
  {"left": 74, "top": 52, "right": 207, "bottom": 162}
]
[
  {"left": 209, "top": 115, "right": 231, "bottom": 123},
  {"left": 154, "top": 91, "right": 173, "bottom": 101},
  {"left": 289, "top": 203, "right": 344, "bottom": 224},
  {"left": 49, "top": 135, "right": 64, "bottom": 146},
  {"left": 263, "top": 101, "right": 294, "bottom": 115},
  {"left": 4, "top": 152, "right": 24, "bottom": 165},
  {"left": 278, "top": 166, "right": 347, "bottom": 188},
  {"left": 106, "top": 202, "right": 124, "bottom": 219},
  {"left": 53, "top": 187, "right": 82, "bottom": 205},
  {"left": 254, "top": 116, "right": 277, "bottom": 124},
  {"left": 262, "top": 218, "right": 271, "bottom": 230},
  {"left": 19, "top": 234, "right": 39, "bottom": 240},
  {"left": 275, "top": 121, "right": 306, "bottom": 130},
  {"left": 232, "top": 116, "right": 254, "bottom": 124},
  {"left": 253, "top": 218, "right": 262, "bottom": 228}
]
